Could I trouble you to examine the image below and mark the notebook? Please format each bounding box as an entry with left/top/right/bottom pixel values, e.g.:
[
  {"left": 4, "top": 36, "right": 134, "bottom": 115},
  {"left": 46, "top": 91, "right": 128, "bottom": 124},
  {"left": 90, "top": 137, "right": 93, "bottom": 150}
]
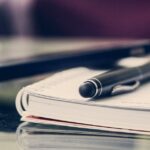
[{"left": 16, "top": 65, "right": 150, "bottom": 135}]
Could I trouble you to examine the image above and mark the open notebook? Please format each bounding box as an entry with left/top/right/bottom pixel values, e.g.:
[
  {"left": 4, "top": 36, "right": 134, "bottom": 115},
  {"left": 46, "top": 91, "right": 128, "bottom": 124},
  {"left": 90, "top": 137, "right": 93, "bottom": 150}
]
[{"left": 16, "top": 67, "right": 150, "bottom": 135}]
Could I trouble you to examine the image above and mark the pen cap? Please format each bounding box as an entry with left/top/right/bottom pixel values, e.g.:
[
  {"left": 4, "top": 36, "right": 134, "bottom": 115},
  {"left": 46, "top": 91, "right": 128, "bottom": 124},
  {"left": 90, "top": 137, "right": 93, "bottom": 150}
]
[{"left": 79, "top": 82, "right": 97, "bottom": 98}]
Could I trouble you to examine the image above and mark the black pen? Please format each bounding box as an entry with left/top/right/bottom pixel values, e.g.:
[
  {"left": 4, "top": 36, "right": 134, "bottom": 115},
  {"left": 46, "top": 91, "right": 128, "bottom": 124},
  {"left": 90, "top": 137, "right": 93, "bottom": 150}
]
[{"left": 79, "top": 62, "right": 150, "bottom": 98}]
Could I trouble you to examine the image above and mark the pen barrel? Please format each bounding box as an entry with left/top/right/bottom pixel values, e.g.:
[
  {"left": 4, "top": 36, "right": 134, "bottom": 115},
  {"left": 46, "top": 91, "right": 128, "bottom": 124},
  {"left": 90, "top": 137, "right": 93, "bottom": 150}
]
[
  {"left": 140, "top": 62, "right": 150, "bottom": 81},
  {"left": 92, "top": 68, "right": 142, "bottom": 96}
]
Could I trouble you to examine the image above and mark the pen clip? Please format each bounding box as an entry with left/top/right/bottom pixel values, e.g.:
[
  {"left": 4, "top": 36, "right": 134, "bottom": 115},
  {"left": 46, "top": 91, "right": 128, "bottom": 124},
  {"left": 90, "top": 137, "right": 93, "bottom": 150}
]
[{"left": 111, "top": 81, "right": 140, "bottom": 95}]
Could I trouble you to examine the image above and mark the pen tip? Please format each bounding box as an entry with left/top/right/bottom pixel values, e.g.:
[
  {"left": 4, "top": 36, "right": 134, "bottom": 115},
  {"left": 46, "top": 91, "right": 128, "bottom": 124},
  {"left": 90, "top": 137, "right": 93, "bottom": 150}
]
[{"left": 79, "top": 82, "right": 96, "bottom": 98}]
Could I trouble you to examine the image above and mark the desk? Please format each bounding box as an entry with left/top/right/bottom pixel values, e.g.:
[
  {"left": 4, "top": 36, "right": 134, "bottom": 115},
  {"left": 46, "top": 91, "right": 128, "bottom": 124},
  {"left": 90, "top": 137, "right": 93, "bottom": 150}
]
[
  {"left": 0, "top": 39, "right": 149, "bottom": 150},
  {"left": 0, "top": 110, "right": 150, "bottom": 150},
  {"left": 0, "top": 78, "right": 150, "bottom": 150}
]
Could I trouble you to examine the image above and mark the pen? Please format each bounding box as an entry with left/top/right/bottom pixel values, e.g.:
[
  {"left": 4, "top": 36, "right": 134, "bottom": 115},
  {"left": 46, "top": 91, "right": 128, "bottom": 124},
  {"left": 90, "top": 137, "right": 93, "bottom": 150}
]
[{"left": 79, "top": 62, "right": 150, "bottom": 98}]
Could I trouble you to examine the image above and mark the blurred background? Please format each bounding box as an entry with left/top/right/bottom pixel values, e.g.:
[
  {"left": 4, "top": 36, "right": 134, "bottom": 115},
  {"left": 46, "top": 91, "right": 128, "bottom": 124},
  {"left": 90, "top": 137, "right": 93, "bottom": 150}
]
[
  {"left": 0, "top": 1, "right": 149, "bottom": 149},
  {"left": 0, "top": 0, "right": 150, "bottom": 38},
  {"left": 0, "top": 0, "right": 150, "bottom": 132}
]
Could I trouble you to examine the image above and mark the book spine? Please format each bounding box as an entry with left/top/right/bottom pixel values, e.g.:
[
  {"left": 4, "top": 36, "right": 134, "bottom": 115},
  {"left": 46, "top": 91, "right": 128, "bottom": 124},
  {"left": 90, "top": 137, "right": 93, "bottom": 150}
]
[{"left": 16, "top": 88, "right": 29, "bottom": 116}]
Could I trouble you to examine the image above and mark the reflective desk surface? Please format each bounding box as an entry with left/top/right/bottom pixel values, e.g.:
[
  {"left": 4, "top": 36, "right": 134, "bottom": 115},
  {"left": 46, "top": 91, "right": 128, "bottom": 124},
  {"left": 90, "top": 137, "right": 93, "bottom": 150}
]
[
  {"left": 0, "top": 107, "right": 19, "bottom": 150},
  {"left": 0, "top": 39, "right": 149, "bottom": 150},
  {"left": 0, "top": 78, "right": 150, "bottom": 150},
  {"left": 1, "top": 106, "right": 150, "bottom": 150},
  {"left": 0, "top": 67, "right": 150, "bottom": 150},
  {"left": 0, "top": 86, "right": 150, "bottom": 150}
]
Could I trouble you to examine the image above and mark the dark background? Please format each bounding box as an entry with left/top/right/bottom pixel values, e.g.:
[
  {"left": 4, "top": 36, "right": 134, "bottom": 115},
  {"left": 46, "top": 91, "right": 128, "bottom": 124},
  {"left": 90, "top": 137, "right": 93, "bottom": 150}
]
[{"left": 1, "top": 0, "right": 150, "bottom": 38}]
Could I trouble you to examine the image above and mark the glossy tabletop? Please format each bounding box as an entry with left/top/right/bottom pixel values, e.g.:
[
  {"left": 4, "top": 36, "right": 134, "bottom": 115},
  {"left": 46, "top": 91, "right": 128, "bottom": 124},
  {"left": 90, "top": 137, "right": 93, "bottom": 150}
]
[{"left": 0, "top": 39, "right": 149, "bottom": 150}]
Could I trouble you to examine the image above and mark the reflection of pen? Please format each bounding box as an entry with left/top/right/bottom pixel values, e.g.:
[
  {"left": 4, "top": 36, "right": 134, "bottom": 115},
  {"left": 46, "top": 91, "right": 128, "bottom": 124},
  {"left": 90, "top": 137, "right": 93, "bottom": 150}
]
[{"left": 79, "top": 62, "right": 150, "bottom": 98}]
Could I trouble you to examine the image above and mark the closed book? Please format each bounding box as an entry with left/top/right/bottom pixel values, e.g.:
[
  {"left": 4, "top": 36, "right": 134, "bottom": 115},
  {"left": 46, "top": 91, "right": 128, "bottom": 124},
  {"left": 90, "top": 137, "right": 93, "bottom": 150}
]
[{"left": 16, "top": 66, "right": 150, "bottom": 135}]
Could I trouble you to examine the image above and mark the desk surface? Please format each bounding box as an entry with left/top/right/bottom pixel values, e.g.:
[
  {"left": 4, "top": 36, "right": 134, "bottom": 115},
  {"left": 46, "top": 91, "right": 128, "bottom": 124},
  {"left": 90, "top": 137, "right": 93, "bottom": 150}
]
[
  {"left": 1, "top": 108, "right": 150, "bottom": 150},
  {"left": 0, "top": 39, "right": 149, "bottom": 150},
  {"left": 0, "top": 83, "right": 150, "bottom": 150}
]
